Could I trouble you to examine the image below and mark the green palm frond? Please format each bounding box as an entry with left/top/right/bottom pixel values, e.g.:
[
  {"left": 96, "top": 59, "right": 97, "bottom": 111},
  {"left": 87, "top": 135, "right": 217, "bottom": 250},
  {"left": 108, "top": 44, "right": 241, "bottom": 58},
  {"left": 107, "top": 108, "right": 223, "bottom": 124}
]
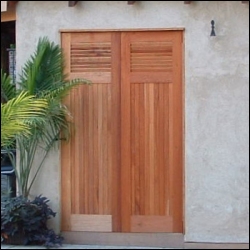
[
  {"left": 1, "top": 69, "right": 16, "bottom": 102},
  {"left": 41, "top": 78, "right": 91, "bottom": 101},
  {"left": 18, "top": 37, "right": 90, "bottom": 96},
  {"left": 18, "top": 37, "right": 59, "bottom": 94},
  {"left": 1, "top": 91, "right": 48, "bottom": 147}
]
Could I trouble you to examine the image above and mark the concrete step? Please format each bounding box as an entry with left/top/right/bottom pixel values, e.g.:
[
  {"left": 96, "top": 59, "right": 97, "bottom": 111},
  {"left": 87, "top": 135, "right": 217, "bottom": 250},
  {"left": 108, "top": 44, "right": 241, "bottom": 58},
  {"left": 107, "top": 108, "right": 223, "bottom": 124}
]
[{"left": 1, "top": 244, "right": 175, "bottom": 249}]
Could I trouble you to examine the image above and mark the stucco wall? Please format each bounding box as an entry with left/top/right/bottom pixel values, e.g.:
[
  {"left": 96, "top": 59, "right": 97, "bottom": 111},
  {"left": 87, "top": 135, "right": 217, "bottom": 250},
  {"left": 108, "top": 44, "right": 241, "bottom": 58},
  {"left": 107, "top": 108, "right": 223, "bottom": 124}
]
[{"left": 16, "top": 1, "right": 249, "bottom": 243}]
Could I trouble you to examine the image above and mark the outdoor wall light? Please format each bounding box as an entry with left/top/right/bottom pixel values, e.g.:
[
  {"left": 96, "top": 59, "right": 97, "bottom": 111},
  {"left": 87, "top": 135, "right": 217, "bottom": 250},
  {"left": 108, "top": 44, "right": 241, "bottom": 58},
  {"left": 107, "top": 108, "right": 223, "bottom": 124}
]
[{"left": 210, "top": 20, "right": 216, "bottom": 36}]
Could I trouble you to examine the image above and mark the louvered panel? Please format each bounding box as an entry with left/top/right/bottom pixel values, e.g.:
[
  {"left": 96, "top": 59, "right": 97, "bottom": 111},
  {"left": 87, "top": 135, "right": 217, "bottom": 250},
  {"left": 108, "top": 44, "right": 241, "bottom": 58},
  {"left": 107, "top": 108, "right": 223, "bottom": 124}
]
[
  {"left": 71, "top": 42, "right": 112, "bottom": 72},
  {"left": 130, "top": 42, "right": 173, "bottom": 72}
]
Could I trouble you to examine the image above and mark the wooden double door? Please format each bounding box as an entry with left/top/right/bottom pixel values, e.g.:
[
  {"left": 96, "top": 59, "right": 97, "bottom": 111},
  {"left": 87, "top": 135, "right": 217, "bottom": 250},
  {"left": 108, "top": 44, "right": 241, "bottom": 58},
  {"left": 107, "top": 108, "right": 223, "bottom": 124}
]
[{"left": 61, "top": 30, "right": 183, "bottom": 233}]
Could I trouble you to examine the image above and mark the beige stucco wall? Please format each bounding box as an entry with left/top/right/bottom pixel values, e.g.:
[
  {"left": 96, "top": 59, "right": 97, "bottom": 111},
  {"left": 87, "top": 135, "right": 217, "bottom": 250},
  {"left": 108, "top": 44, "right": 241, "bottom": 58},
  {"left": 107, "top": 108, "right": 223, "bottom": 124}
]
[{"left": 16, "top": 1, "right": 249, "bottom": 243}]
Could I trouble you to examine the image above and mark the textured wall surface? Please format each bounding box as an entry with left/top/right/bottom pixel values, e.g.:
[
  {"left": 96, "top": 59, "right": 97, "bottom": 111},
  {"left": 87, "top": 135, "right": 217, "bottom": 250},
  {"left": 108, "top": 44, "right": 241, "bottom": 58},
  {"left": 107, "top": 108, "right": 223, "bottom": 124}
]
[{"left": 16, "top": 1, "right": 249, "bottom": 242}]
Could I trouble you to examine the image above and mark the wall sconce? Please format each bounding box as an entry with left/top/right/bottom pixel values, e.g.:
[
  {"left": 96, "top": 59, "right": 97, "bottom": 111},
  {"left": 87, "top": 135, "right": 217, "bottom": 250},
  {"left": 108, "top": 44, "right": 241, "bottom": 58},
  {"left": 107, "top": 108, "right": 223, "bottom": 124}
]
[{"left": 210, "top": 20, "right": 216, "bottom": 36}]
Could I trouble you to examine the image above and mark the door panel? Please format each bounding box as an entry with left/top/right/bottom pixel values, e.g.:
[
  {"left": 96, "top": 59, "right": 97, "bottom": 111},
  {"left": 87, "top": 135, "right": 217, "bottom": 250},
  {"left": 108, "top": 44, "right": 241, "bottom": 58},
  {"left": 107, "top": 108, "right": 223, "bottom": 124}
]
[
  {"left": 120, "top": 31, "right": 183, "bottom": 232},
  {"left": 61, "top": 31, "right": 183, "bottom": 233},
  {"left": 61, "top": 32, "right": 121, "bottom": 232}
]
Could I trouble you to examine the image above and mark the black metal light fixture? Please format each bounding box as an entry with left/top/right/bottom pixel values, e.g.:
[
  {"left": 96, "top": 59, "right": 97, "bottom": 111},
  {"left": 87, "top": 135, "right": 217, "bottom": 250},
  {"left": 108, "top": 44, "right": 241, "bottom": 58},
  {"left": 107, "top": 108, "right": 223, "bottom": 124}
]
[{"left": 210, "top": 20, "right": 216, "bottom": 36}]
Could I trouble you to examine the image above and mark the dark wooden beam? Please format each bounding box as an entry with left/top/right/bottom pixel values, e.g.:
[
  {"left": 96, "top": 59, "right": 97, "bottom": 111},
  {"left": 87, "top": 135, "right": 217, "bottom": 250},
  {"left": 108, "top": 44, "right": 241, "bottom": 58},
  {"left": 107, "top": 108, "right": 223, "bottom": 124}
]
[
  {"left": 8, "top": 1, "right": 18, "bottom": 8},
  {"left": 184, "top": 1, "right": 192, "bottom": 4},
  {"left": 127, "top": 1, "right": 136, "bottom": 5},
  {"left": 68, "top": 1, "right": 78, "bottom": 7}
]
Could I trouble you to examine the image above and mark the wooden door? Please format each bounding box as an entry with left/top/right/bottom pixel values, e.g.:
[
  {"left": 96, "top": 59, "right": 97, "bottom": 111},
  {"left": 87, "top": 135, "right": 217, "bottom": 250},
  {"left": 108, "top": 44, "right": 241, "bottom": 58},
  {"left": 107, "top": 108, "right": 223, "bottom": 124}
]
[
  {"left": 61, "top": 32, "right": 121, "bottom": 232},
  {"left": 120, "top": 31, "right": 183, "bottom": 233},
  {"left": 61, "top": 30, "right": 183, "bottom": 233}
]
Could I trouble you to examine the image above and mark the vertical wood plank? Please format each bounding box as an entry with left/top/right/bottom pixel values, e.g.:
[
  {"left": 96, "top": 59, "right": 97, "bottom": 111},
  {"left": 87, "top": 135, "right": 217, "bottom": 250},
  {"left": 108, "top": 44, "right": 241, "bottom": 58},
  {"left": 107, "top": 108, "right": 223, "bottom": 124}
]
[
  {"left": 153, "top": 83, "right": 160, "bottom": 216},
  {"left": 145, "top": 83, "right": 150, "bottom": 215},
  {"left": 111, "top": 32, "right": 122, "bottom": 231},
  {"left": 83, "top": 86, "right": 90, "bottom": 214},
  {"left": 98, "top": 84, "right": 104, "bottom": 214},
  {"left": 88, "top": 84, "right": 94, "bottom": 214},
  {"left": 164, "top": 83, "right": 170, "bottom": 217},
  {"left": 73, "top": 88, "right": 80, "bottom": 214},
  {"left": 148, "top": 83, "right": 155, "bottom": 215},
  {"left": 134, "top": 84, "right": 140, "bottom": 215},
  {"left": 70, "top": 84, "right": 76, "bottom": 214},
  {"left": 93, "top": 84, "right": 99, "bottom": 214},
  {"left": 106, "top": 84, "right": 112, "bottom": 215},
  {"left": 168, "top": 80, "right": 174, "bottom": 219},
  {"left": 121, "top": 32, "right": 132, "bottom": 232},
  {"left": 172, "top": 32, "right": 183, "bottom": 232},
  {"left": 139, "top": 83, "right": 145, "bottom": 216},
  {"left": 131, "top": 83, "right": 136, "bottom": 215},
  {"left": 61, "top": 32, "right": 72, "bottom": 230},
  {"left": 102, "top": 84, "right": 109, "bottom": 214},
  {"left": 79, "top": 85, "right": 85, "bottom": 214},
  {"left": 144, "top": 84, "right": 150, "bottom": 216}
]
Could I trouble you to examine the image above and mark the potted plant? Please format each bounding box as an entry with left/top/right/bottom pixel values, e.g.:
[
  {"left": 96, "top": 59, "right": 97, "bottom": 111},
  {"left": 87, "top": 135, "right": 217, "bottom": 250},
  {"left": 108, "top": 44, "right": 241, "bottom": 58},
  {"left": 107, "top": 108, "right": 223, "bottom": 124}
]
[{"left": 1, "top": 195, "right": 63, "bottom": 248}]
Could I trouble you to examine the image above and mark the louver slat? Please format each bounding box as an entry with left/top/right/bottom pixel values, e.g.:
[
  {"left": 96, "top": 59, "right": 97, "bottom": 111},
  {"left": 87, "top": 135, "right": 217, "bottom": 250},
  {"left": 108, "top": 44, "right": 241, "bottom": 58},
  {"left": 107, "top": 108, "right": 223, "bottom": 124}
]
[
  {"left": 71, "top": 42, "right": 112, "bottom": 72},
  {"left": 130, "top": 42, "right": 173, "bottom": 72}
]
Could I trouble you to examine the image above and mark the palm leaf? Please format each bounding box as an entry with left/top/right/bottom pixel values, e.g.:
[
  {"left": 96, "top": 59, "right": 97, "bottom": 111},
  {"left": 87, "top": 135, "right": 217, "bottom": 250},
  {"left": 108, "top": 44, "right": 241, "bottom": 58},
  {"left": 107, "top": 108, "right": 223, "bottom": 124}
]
[
  {"left": 1, "top": 69, "right": 16, "bottom": 102},
  {"left": 1, "top": 91, "right": 47, "bottom": 147},
  {"left": 18, "top": 37, "right": 90, "bottom": 96}
]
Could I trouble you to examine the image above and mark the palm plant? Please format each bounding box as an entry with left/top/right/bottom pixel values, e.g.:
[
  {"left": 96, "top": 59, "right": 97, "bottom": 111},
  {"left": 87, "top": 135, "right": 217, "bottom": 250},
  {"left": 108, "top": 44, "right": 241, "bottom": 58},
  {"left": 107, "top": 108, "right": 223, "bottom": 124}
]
[{"left": 1, "top": 37, "right": 91, "bottom": 197}]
